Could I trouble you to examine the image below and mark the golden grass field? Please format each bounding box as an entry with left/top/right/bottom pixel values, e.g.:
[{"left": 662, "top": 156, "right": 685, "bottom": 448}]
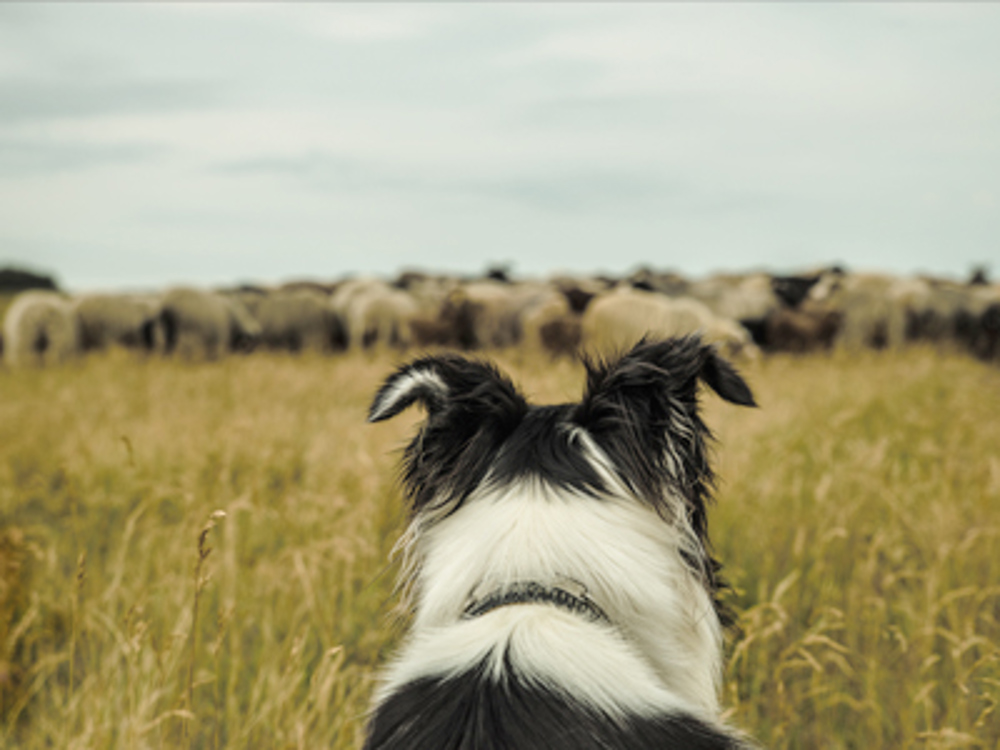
[{"left": 1, "top": 347, "right": 998, "bottom": 749}]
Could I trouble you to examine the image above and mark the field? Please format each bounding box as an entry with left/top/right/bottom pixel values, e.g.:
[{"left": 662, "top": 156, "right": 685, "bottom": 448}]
[{"left": 1, "top": 347, "right": 999, "bottom": 749}]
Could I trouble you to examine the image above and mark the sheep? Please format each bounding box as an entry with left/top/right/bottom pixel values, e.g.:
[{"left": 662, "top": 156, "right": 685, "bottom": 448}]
[
  {"left": 332, "top": 278, "right": 419, "bottom": 350},
  {"left": 582, "top": 287, "right": 758, "bottom": 360},
  {"left": 160, "top": 287, "right": 261, "bottom": 360},
  {"left": 72, "top": 293, "right": 163, "bottom": 353},
  {"left": 519, "top": 287, "right": 582, "bottom": 357},
  {"left": 764, "top": 300, "right": 842, "bottom": 353},
  {"left": 689, "top": 273, "right": 781, "bottom": 323},
  {"left": 807, "top": 273, "right": 905, "bottom": 351},
  {"left": 253, "top": 289, "right": 347, "bottom": 353},
  {"left": 2, "top": 290, "right": 80, "bottom": 367}
]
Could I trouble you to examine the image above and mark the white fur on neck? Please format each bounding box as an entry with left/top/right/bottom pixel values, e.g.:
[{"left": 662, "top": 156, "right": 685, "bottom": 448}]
[
  {"left": 375, "top": 605, "right": 708, "bottom": 722},
  {"left": 380, "top": 477, "right": 724, "bottom": 718}
]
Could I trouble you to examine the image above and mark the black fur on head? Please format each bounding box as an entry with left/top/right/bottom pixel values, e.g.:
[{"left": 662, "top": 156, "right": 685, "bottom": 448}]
[
  {"left": 369, "top": 353, "right": 530, "bottom": 515},
  {"left": 575, "top": 336, "right": 754, "bottom": 533},
  {"left": 369, "top": 336, "right": 754, "bottom": 529}
]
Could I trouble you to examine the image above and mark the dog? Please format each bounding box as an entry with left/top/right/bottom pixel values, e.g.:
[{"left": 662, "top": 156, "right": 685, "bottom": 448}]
[{"left": 364, "top": 336, "right": 757, "bottom": 749}]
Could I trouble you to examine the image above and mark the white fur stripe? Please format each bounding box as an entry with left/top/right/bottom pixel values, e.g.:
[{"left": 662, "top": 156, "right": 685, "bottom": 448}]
[{"left": 369, "top": 368, "right": 448, "bottom": 422}]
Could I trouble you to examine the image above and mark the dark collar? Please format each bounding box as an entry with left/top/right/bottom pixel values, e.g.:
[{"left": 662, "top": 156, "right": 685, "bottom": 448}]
[{"left": 462, "top": 580, "right": 610, "bottom": 624}]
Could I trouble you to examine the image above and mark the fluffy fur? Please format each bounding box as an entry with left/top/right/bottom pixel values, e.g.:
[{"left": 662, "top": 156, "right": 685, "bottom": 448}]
[
  {"left": 2, "top": 290, "right": 79, "bottom": 368},
  {"left": 366, "top": 336, "right": 757, "bottom": 749}
]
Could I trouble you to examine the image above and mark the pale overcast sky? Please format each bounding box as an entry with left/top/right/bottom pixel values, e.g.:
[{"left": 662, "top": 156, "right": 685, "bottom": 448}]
[{"left": 1, "top": 2, "right": 998, "bottom": 291}]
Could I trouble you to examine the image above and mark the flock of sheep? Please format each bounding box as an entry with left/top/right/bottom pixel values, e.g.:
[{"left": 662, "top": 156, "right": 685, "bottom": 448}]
[{"left": 2, "top": 266, "right": 999, "bottom": 368}]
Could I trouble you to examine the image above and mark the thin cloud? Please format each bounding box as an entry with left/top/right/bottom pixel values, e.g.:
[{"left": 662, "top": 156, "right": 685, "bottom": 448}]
[
  {"left": 0, "top": 139, "right": 166, "bottom": 176},
  {"left": 0, "top": 79, "right": 222, "bottom": 123},
  {"left": 148, "top": 3, "right": 455, "bottom": 42},
  {"left": 214, "top": 150, "right": 683, "bottom": 213}
]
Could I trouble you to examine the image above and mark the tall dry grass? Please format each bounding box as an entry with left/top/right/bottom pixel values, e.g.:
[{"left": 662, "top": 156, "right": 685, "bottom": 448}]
[
  {"left": 710, "top": 350, "right": 1000, "bottom": 749},
  {"left": 0, "top": 347, "right": 997, "bottom": 748}
]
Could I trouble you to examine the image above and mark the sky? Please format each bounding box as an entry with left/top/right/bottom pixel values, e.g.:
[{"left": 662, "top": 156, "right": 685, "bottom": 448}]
[{"left": 1, "top": 2, "right": 998, "bottom": 292}]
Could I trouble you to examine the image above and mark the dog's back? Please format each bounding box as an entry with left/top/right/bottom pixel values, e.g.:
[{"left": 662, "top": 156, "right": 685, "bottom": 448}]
[
  {"left": 365, "top": 337, "right": 757, "bottom": 749},
  {"left": 366, "top": 666, "right": 747, "bottom": 749}
]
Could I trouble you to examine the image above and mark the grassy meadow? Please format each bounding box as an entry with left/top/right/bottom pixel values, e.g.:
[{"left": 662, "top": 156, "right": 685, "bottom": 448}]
[{"left": 1, "top": 347, "right": 998, "bottom": 749}]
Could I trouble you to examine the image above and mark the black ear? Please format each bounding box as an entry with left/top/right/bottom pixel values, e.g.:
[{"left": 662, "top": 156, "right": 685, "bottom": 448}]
[
  {"left": 369, "top": 354, "right": 529, "bottom": 515},
  {"left": 699, "top": 347, "right": 757, "bottom": 407},
  {"left": 578, "top": 335, "right": 755, "bottom": 415},
  {"left": 574, "top": 335, "right": 754, "bottom": 507}
]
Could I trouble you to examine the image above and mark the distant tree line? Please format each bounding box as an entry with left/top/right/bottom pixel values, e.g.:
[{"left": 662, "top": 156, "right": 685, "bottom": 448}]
[{"left": 0, "top": 267, "right": 59, "bottom": 294}]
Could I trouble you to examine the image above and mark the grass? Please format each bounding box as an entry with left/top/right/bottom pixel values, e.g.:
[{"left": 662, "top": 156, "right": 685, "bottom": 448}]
[{"left": 0, "top": 347, "right": 998, "bottom": 749}]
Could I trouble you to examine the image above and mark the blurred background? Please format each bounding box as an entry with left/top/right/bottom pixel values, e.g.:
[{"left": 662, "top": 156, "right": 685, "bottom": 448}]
[{"left": 2, "top": 2, "right": 998, "bottom": 292}]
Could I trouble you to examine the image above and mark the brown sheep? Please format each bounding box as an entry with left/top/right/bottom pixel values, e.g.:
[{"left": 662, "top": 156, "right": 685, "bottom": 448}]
[{"left": 764, "top": 301, "right": 842, "bottom": 353}]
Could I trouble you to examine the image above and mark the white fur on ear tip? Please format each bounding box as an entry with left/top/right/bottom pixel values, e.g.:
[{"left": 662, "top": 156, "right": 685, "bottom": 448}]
[{"left": 369, "top": 368, "right": 449, "bottom": 422}]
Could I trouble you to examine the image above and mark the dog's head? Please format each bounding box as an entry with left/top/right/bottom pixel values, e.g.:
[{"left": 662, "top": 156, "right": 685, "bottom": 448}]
[{"left": 370, "top": 335, "right": 754, "bottom": 590}]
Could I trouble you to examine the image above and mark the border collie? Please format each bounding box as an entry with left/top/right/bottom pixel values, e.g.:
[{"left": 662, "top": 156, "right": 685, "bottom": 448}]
[{"left": 365, "top": 336, "right": 757, "bottom": 749}]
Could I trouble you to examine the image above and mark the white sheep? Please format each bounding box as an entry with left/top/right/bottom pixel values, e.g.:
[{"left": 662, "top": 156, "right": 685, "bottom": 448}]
[
  {"left": 2, "top": 290, "right": 80, "bottom": 367},
  {"left": 582, "top": 286, "right": 758, "bottom": 360}
]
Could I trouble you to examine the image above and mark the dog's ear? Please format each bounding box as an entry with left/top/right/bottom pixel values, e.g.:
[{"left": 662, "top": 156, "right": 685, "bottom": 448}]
[
  {"left": 369, "top": 354, "right": 529, "bottom": 514},
  {"left": 369, "top": 362, "right": 450, "bottom": 423},
  {"left": 577, "top": 336, "right": 756, "bottom": 416},
  {"left": 696, "top": 344, "right": 757, "bottom": 407},
  {"left": 369, "top": 354, "right": 527, "bottom": 424},
  {"left": 574, "top": 336, "right": 754, "bottom": 506}
]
